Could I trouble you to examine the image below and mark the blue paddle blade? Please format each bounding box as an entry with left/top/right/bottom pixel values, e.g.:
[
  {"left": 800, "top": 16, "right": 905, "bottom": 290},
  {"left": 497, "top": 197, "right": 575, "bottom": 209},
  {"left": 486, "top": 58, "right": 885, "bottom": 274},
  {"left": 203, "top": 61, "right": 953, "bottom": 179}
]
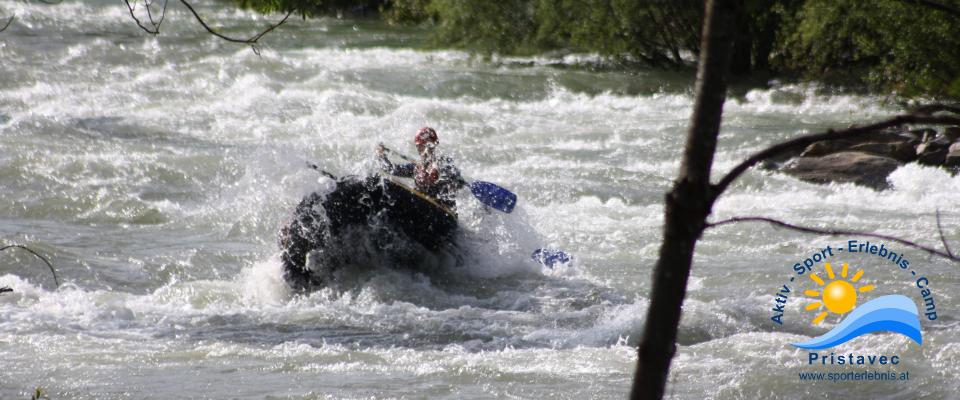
[
  {"left": 531, "top": 249, "right": 571, "bottom": 268},
  {"left": 469, "top": 181, "right": 517, "bottom": 213}
]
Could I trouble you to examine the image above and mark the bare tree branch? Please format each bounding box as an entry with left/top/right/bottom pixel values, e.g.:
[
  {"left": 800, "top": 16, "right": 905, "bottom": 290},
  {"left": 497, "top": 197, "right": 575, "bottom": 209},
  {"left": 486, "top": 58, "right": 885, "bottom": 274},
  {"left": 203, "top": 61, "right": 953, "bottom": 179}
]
[
  {"left": 0, "top": 244, "right": 60, "bottom": 288},
  {"left": 146, "top": 0, "right": 169, "bottom": 33},
  {"left": 630, "top": 1, "right": 739, "bottom": 398},
  {"left": 125, "top": 0, "right": 161, "bottom": 34},
  {"left": 936, "top": 209, "right": 954, "bottom": 258},
  {"left": 177, "top": 0, "right": 292, "bottom": 45},
  {"left": 911, "top": 103, "right": 960, "bottom": 116},
  {"left": 894, "top": 0, "right": 960, "bottom": 17},
  {"left": 706, "top": 216, "right": 960, "bottom": 262},
  {"left": 711, "top": 113, "right": 960, "bottom": 202},
  {"left": 0, "top": 15, "right": 13, "bottom": 33},
  {"left": 123, "top": 0, "right": 292, "bottom": 52}
]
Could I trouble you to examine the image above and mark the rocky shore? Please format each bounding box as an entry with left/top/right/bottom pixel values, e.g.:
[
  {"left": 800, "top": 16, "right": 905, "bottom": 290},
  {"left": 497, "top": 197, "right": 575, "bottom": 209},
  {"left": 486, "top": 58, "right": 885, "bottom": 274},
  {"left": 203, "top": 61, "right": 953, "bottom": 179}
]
[{"left": 776, "top": 126, "right": 960, "bottom": 190}]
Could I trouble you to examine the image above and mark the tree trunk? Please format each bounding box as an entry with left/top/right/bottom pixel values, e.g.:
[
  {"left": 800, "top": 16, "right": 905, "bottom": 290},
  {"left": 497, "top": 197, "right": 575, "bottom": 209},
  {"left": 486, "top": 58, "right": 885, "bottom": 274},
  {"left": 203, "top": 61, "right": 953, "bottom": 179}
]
[{"left": 629, "top": 1, "right": 738, "bottom": 399}]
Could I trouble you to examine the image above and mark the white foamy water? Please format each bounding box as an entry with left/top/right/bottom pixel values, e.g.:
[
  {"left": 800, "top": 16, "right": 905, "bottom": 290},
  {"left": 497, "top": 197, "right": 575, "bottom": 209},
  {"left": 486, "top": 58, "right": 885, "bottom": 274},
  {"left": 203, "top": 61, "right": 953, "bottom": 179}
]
[{"left": 1, "top": 0, "right": 959, "bottom": 398}]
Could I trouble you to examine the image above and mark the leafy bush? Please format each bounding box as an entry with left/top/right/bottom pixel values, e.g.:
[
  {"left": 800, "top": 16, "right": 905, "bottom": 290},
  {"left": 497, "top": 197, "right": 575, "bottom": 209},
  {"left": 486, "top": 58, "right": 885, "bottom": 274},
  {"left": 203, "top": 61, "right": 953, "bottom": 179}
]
[
  {"left": 233, "top": 0, "right": 385, "bottom": 17},
  {"left": 776, "top": 0, "right": 960, "bottom": 98},
  {"left": 233, "top": 0, "right": 960, "bottom": 98}
]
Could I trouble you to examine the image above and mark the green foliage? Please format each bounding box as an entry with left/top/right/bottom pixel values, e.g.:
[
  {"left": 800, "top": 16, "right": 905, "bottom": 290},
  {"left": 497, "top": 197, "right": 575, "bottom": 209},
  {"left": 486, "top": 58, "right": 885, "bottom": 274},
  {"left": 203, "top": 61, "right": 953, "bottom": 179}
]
[
  {"left": 414, "top": 0, "right": 960, "bottom": 98},
  {"left": 382, "top": 0, "right": 434, "bottom": 24},
  {"left": 531, "top": 0, "right": 702, "bottom": 67},
  {"left": 776, "top": 0, "right": 960, "bottom": 98},
  {"left": 31, "top": 387, "right": 48, "bottom": 400},
  {"left": 417, "top": 0, "right": 703, "bottom": 65},
  {"left": 231, "top": 0, "right": 960, "bottom": 98},
  {"left": 233, "top": 0, "right": 385, "bottom": 18},
  {"left": 948, "top": 77, "right": 960, "bottom": 99},
  {"left": 424, "top": 0, "right": 537, "bottom": 55}
]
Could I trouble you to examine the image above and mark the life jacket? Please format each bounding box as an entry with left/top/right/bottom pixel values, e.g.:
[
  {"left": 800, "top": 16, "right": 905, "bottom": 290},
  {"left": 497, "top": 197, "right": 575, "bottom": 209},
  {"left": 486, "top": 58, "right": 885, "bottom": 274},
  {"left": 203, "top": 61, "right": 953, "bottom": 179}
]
[{"left": 414, "top": 162, "right": 440, "bottom": 189}]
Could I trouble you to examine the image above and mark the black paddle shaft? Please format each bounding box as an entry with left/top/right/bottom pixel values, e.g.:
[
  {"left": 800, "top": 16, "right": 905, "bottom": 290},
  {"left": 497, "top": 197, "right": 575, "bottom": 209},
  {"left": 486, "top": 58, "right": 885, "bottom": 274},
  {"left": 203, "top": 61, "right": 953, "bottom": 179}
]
[
  {"left": 378, "top": 144, "right": 468, "bottom": 186},
  {"left": 378, "top": 143, "right": 415, "bottom": 162}
]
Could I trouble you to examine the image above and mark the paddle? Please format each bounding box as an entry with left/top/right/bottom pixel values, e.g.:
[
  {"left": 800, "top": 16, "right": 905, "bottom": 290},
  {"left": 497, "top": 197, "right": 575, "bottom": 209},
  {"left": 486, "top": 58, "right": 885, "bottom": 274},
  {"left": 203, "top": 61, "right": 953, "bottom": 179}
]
[
  {"left": 378, "top": 144, "right": 518, "bottom": 213},
  {"left": 531, "top": 248, "right": 571, "bottom": 268},
  {"left": 304, "top": 161, "right": 337, "bottom": 179}
]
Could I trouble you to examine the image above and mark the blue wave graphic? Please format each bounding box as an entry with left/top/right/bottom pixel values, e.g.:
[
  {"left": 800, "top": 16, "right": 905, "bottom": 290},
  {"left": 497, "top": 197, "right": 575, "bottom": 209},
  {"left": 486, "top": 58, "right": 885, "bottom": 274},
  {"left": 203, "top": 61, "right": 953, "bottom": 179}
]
[{"left": 792, "top": 295, "right": 922, "bottom": 350}]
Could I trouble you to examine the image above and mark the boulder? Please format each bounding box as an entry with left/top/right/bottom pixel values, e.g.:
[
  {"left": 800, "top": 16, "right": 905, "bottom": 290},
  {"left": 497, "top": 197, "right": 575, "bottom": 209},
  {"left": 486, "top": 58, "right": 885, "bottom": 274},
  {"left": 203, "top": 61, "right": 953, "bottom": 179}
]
[
  {"left": 918, "top": 148, "right": 949, "bottom": 166},
  {"left": 781, "top": 151, "right": 902, "bottom": 190},
  {"left": 945, "top": 142, "right": 960, "bottom": 167},
  {"left": 800, "top": 131, "right": 917, "bottom": 159},
  {"left": 903, "top": 128, "right": 929, "bottom": 142},
  {"left": 800, "top": 141, "right": 847, "bottom": 158},
  {"left": 759, "top": 140, "right": 806, "bottom": 170},
  {"left": 916, "top": 138, "right": 950, "bottom": 166},
  {"left": 943, "top": 127, "right": 960, "bottom": 142},
  {"left": 847, "top": 141, "right": 917, "bottom": 162},
  {"left": 911, "top": 128, "right": 937, "bottom": 142}
]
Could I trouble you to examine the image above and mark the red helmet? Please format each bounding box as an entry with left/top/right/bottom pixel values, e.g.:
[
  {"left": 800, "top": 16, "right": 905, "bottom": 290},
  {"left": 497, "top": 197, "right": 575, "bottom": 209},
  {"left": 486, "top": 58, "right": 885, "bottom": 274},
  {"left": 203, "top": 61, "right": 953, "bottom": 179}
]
[{"left": 414, "top": 127, "right": 439, "bottom": 147}]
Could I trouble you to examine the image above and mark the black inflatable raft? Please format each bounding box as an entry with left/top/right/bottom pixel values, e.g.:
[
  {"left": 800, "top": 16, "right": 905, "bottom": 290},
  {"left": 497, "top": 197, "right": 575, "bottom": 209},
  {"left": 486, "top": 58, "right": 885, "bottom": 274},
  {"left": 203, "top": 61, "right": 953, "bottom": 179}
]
[{"left": 278, "top": 174, "right": 459, "bottom": 291}]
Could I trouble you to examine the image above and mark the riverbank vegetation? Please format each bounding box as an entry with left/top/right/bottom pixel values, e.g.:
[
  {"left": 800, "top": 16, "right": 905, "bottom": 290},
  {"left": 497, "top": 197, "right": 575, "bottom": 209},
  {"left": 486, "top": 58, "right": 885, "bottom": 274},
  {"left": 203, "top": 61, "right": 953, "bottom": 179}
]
[{"left": 234, "top": 0, "right": 960, "bottom": 99}]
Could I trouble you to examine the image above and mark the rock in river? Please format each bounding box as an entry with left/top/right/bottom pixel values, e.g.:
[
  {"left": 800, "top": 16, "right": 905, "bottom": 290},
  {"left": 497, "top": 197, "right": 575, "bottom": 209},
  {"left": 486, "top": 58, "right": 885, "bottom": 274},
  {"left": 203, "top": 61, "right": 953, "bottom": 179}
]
[{"left": 781, "top": 151, "right": 902, "bottom": 190}]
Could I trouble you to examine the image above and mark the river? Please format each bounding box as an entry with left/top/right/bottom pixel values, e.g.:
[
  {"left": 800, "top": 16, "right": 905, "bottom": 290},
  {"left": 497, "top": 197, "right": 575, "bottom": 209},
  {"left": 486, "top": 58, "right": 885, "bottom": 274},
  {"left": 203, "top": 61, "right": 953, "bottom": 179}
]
[{"left": 1, "top": 1, "right": 958, "bottom": 399}]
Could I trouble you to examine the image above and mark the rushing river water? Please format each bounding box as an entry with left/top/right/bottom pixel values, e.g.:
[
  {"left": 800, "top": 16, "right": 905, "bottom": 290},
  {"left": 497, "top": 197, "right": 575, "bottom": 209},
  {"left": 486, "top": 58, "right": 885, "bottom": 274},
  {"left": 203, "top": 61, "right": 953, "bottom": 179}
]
[{"left": 2, "top": 1, "right": 959, "bottom": 399}]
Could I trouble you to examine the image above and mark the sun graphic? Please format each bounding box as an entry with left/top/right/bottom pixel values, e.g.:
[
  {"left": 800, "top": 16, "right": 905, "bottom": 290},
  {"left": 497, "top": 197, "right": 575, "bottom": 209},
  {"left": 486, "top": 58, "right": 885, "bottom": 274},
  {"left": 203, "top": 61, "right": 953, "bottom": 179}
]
[{"left": 804, "top": 263, "right": 876, "bottom": 325}]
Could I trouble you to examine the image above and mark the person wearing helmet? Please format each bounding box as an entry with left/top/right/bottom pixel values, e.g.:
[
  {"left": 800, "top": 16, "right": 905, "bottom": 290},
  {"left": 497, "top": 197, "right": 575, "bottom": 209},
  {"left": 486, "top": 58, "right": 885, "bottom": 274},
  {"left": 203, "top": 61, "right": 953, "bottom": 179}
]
[{"left": 376, "top": 127, "right": 465, "bottom": 209}]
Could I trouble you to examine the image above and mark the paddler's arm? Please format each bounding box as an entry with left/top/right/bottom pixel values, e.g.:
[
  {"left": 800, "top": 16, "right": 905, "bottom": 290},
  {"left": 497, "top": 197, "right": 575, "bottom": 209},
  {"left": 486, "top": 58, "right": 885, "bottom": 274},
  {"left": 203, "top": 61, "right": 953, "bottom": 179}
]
[
  {"left": 438, "top": 156, "right": 466, "bottom": 190},
  {"left": 376, "top": 144, "right": 415, "bottom": 177}
]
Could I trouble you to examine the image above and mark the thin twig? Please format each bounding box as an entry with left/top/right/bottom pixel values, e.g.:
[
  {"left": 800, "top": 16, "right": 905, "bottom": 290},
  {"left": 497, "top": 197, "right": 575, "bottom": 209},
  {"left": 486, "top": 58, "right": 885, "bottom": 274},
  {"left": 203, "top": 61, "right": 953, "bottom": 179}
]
[
  {"left": 0, "top": 15, "right": 13, "bottom": 33},
  {"left": 936, "top": 209, "right": 954, "bottom": 258},
  {"left": 146, "top": 0, "right": 156, "bottom": 27},
  {"left": 145, "top": 0, "right": 169, "bottom": 33},
  {"left": 125, "top": 0, "right": 160, "bottom": 34},
  {"left": 177, "top": 0, "right": 292, "bottom": 44},
  {"left": 380, "top": 144, "right": 416, "bottom": 163},
  {"left": 711, "top": 113, "right": 960, "bottom": 202},
  {"left": 0, "top": 244, "right": 60, "bottom": 288},
  {"left": 705, "top": 216, "right": 960, "bottom": 262},
  {"left": 123, "top": 0, "right": 291, "bottom": 48},
  {"left": 912, "top": 103, "right": 960, "bottom": 116}
]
